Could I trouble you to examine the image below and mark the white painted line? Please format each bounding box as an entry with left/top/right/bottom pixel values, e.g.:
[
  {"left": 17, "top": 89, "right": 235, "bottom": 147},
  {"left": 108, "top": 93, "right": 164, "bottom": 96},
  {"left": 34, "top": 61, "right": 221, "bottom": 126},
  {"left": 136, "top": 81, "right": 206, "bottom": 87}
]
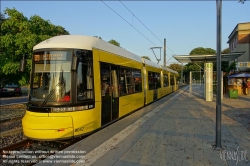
[{"left": 72, "top": 88, "right": 186, "bottom": 166}]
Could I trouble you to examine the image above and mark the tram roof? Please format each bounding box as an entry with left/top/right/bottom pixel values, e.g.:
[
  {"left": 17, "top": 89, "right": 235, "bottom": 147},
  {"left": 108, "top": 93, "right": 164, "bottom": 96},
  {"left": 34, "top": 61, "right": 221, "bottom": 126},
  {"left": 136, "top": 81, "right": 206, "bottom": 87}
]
[
  {"left": 33, "top": 35, "right": 142, "bottom": 63},
  {"left": 142, "top": 58, "right": 161, "bottom": 69},
  {"left": 161, "top": 66, "right": 178, "bottom": 74},
  {"left": 173, "top": 52, "right": 244, "bottom": 63},
  {"left": 34, "top": 35, "right": 178, "bottom": 74}
]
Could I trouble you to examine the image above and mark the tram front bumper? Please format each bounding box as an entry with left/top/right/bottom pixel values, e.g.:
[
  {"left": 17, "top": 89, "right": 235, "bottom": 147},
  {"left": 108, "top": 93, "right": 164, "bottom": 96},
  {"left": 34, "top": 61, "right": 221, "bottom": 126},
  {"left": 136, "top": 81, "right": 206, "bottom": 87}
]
[{"left": 22, "top": 112, "right": 73, "bottom": 140}]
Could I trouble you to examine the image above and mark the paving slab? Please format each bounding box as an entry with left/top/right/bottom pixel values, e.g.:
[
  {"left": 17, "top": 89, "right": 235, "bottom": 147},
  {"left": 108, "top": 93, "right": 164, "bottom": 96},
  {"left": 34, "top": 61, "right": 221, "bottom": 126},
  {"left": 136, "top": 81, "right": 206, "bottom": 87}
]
[
  {"left": 36, "top": 85, "right": 250, "bottom": 166},
  {"left": 85, "top": 86, "right": 249, "bottom": 166}
]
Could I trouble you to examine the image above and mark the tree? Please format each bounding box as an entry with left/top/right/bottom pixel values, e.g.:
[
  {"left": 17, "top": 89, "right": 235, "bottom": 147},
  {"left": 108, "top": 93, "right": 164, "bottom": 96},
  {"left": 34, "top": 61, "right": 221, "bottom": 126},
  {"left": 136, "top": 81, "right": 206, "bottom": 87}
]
[
  {"left": 0, "top": 8, "right": 69, "bottom": 85},
  {"left": 184, "top": 63, "right": 201, "bottom": 72},
  {"left": 189, "top": 47, "right": 216, "bottom": 55},
  {"left": 221, "top": 48, "right": 229, "bottom": 54},
  {"left": 182, "top": 47, "right": 216, "bottom": 81},
  {"left": 168, "top": 63, "right": 182, "bottom": 73},
  {"left": 184, "top": 47, "right": 216, "bottom": 73},
  {"left": 141, "top": 56, "right": 151, "bottom": 61},
  {"left": 0, "top": 12, "right": 5, "bottom": 35},
  {"left": 213, "top": 47, "right": 236, "bottom": 72},
  {"left": 108, "top": 39, "right": 120, "bottom": 47},
  {"left": 168, "top": 63, "right": 182, "bottom": 80},
  {"left": 239, "top": 0, "right": 246, "bottom": 4},
  {"left": 0, "top": 12, "right": 5, "bottom": 20},
  {"left": 221, "top": 47, "right": 236, "bottom": 72},
  {"left": 94, "top": 36, "right": 102, "bottom": 39}
]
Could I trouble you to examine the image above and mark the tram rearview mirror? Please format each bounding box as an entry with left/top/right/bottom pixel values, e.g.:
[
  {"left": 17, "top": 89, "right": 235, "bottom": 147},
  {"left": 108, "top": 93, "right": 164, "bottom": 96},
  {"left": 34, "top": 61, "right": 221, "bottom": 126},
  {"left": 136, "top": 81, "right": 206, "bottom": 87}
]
[
  {"left": 19, "top": 55, "right": 27, "bottom": 72},
  {"left": 71, "top": 56, "right": 79, "bottom": 71}
]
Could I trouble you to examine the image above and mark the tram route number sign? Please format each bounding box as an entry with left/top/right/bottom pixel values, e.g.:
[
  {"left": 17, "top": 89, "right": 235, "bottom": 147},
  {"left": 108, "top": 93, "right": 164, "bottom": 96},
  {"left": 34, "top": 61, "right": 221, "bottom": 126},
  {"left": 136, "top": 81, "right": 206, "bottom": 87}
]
[{"left": 34, "top": 53, "right": 66, "bottom": 61}]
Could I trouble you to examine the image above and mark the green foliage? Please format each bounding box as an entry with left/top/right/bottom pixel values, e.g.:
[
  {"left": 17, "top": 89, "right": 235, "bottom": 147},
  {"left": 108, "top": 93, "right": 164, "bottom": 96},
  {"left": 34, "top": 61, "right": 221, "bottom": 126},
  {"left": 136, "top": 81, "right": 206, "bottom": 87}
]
[
  {"left": 0, "top": 12, "right": 5, "bottom": 35},
  {"left": 221, "top": 48, "right": 230, "bottom": 72},
  {"left": 227, "top": 61, "right": 236, "bottom": 72},
  {"left": 0, "top": 8, "right": 69, "bottom": 86},
  {"left": 168, "top": 64, "right": 182, "bottom": 73},
  {"left": 141, "top": 56, "right": 151, "bottom": 61},
  {"left": 182, "top": 47, "right": 215, "bottom": 79},
  {"left": 189, "top": 47, "right": 216, "bottom": 55},
  {"left": 0, "top": 12, "right": 5, "bottom": 20},
  {"left": 238, "top": 0, "right": 246, "bottom": 4},
  {"left": 185, "top": 47, "right": 216, "bottom": 73},
  {"left": 221, "top": 61, "right": 229, "bottom": 72},
  {"left": 213, "top": 48, "right": 233, "bottom": 72},
  {"left": 108, "top": 39, "right": 120, "bottom": 47},
  {"left": 184, "top": 63, "right": 201, "bottom": 72},
  {"left": 186, "top": 47, "right": 233, "bottom": 72},
  {"left": 221, "top": 48, "right": 229, "bottom": 54},
  {"left": 168, "top": 63, "right": 182, "bottom": 80},
  {"left": 94, "top": 36, "right": 102, "bottom": 39}
]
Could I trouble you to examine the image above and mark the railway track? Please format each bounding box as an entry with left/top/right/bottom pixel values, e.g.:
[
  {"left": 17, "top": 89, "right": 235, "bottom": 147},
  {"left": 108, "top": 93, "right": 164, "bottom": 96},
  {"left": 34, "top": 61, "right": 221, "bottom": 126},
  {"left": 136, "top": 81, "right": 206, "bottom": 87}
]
[
  {"left": 1, "top": 128, "right": 23, "bottom": 137},
  {"left": 0, "top": 103, "right": 26, "bottom": 122},
  {"left": 1, "top": 104, "right": 25, "bottom": 148},
  {"left": 0, "top": 103, "right": 86, "bottom": 165}
]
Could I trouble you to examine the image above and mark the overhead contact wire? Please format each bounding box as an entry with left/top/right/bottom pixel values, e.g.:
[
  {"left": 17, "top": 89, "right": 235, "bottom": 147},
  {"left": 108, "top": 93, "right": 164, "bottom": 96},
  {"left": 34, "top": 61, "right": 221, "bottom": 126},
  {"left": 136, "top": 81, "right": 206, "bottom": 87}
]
[{"left": 101, "top": 0, "right": 157, "bottom": 47}]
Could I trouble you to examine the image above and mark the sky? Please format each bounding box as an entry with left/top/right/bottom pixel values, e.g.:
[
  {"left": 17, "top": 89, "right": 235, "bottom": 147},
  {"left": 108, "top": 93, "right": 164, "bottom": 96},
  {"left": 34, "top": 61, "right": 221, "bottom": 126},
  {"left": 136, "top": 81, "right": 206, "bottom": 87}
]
[{"left": 1, "top": 0, "right": 250, "bottom": 65}]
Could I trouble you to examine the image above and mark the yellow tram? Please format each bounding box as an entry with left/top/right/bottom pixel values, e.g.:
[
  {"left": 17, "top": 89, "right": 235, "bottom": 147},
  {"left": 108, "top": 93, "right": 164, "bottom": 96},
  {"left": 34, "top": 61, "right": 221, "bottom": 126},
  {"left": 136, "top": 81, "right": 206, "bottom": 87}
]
[{"left": 21, "top": 35, "right": 178, "bottom": 140}]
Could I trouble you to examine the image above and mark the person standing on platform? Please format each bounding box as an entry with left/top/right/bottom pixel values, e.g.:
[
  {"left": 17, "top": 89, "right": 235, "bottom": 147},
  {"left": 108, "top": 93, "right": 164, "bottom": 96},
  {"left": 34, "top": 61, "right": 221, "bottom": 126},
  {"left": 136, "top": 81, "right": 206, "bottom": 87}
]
[
  {"left": 242, "top": 78, "right": 247, "bottom": 95},
  {"left": 247, "top": 78, "right": 250, "bottom": 96}
]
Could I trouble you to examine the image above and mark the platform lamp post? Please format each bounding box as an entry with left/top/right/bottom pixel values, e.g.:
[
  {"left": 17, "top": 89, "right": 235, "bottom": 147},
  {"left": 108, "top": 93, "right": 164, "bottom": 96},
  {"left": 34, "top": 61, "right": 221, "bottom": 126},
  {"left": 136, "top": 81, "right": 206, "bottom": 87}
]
[{"left": 213, "top": 0, "right": 222, "bottom": 150}]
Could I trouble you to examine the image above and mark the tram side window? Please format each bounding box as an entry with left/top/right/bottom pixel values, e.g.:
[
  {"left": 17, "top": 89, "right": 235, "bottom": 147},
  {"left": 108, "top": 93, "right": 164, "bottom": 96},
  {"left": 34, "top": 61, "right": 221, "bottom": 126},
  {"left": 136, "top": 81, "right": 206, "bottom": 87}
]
[
  {"left": 76, "top": 50, "right": 94, "bottom": 101},
  {"left": 155, "top": 73, "right": 161, "bottom": 89},
  {"left": 148, "top": 72, "right": 161, "bottom": 90},
  {"left": 120, "top": 68, "right": 133, "bottom": 95},
  {"left": 164, "top": 74, "right": 169, "bottom": 87},
  {"left": 133, "top": 69, "right": 142, "bottom": 92},
  {"left": 148, "top": 72, "right": 154, "bottom": 90},
  {"left": 170, "top": 75, "right": 175, "bottom": 85}
]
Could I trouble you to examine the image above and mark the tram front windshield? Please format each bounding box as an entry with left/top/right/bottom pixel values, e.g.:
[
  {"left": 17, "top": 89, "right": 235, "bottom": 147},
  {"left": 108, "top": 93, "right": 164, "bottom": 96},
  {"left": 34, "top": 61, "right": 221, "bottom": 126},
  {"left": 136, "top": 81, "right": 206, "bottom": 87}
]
[{"left": 30, "top": 51, "right": 72, "bottom": 103}]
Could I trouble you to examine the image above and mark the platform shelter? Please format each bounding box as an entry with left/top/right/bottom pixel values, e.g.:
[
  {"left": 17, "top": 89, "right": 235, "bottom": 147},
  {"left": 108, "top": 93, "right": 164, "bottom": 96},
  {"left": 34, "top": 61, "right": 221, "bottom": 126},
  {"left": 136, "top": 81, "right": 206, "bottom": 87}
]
[{"left": 174, "top": 52, "right": 244, "bottom": 101}]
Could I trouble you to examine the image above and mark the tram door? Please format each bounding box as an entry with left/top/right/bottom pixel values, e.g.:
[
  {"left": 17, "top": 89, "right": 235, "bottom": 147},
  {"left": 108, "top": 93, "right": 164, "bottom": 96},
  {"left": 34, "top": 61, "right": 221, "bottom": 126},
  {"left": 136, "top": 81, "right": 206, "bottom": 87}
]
[{"left": 100, "top": 63, "right": 119, "bottom": 126}]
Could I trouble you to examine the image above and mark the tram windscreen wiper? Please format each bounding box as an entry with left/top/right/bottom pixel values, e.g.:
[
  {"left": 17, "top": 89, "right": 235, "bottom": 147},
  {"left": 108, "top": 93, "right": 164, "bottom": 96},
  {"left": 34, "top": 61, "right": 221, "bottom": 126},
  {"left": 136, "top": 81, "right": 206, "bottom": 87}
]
[{"left": 39, "top": 82, "right": 60, "bottom": 107}]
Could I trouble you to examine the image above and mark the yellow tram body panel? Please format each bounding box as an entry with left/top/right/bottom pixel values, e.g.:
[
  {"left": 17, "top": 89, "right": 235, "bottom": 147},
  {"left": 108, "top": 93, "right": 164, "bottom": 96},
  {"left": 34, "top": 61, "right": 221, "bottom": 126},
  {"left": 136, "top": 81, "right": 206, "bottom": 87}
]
[
  {"left": 162, "top": 86, "right": 172, "bottom": 96},
  {"left": 96, "top": 49, "right": 143, "bottom": 69},
  {"left": 146, "top": 90, "right": 153, "bottom": 104},
  {"left": 119, "top": 92, "right": 144, "bottom": 117},
  {"left": 158, "top": 88, "right": 163, "bottom": 98},
  {"left": 22, "top": 106, "right": 101, "bottom": 140},
  {"left": 22, "top": 112, "right": 73, "bottom": 140}
]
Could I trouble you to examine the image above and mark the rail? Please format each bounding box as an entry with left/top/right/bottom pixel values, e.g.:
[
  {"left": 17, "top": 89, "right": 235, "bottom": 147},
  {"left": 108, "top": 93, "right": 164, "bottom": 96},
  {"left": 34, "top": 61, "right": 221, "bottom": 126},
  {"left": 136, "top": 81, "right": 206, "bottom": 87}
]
[{"left": 1, "top": 128, "right": 23, "bottom": 137}]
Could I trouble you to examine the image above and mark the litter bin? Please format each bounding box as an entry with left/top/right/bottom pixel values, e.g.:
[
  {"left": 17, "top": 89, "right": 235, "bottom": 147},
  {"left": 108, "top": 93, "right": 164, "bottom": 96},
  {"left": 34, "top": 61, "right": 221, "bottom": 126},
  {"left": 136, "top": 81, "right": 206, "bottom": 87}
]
[{"left": 229, "top": 89, "right": 238, "bottom": 98}]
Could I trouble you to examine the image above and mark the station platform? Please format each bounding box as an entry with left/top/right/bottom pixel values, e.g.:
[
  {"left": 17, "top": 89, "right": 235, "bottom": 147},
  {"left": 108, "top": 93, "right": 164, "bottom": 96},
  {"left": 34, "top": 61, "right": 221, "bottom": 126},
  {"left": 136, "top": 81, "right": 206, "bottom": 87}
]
[{"left": 37, "top": 85, "right": 250, "bottom": 166}]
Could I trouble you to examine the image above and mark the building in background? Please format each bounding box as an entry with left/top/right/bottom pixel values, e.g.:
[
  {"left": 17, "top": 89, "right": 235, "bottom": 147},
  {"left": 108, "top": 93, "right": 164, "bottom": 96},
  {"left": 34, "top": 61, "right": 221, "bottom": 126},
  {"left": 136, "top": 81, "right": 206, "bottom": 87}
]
[{"left": 227, "top": 22, "right": 250, "bottom": 72}]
